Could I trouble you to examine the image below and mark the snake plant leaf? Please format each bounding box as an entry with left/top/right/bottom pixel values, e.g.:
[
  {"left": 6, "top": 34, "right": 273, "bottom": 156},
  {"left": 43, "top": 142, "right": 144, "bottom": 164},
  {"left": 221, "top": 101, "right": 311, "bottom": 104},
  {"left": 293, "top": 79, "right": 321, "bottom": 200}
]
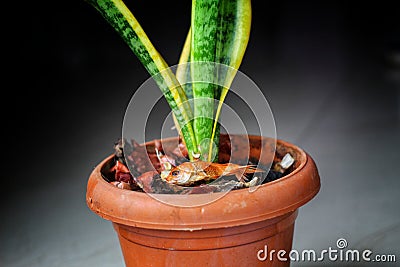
[
  {"left": 187, "top": 0, "right": 251, "bottom": 161},
  {"left": 176, "top": 28, "right": 193, "bottom": 102},
  {"left": 174, "top": 29, "right": 193, "bottom": 149},
  {"left": 190, "top": 0, "right": 220, "bottom": 160},
  {"left": 86, "top": 0, "right": 198, "bottom": 159},
  {"left": 215, "top": 0, "right": 251, "bottom": 97},
  {"left": 210, "top": 0, "right": 252, "bottom": 161}
]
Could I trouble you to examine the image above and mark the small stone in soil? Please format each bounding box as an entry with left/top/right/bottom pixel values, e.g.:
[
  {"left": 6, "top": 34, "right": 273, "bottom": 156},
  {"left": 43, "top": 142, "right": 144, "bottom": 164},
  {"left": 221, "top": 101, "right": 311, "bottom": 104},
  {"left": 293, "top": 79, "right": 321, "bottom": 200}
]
[{"left": 111, "top": 181, "right": 132, "bottom": 190}]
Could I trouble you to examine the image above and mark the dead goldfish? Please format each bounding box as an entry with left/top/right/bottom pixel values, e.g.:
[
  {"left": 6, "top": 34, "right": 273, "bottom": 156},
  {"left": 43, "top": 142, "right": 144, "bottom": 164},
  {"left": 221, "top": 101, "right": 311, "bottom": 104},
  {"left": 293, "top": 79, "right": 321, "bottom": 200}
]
[{"left": 163, "top": 160, "right": 265, "bottom": 186}]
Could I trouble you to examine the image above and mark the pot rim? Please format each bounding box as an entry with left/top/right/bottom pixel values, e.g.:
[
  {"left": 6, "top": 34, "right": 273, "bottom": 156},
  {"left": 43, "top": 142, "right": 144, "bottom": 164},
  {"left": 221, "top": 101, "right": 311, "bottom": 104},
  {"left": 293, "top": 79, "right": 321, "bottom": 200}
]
[{"left": 86, "top": 135, "right": 320, "bottom": 230}]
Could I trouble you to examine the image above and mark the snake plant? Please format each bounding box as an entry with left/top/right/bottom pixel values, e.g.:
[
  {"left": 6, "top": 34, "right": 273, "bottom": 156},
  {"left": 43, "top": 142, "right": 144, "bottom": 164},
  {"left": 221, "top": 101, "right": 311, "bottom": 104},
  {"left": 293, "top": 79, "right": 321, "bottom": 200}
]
[{"left": 86, "top": 0, "right": 251, "bottom": 162}]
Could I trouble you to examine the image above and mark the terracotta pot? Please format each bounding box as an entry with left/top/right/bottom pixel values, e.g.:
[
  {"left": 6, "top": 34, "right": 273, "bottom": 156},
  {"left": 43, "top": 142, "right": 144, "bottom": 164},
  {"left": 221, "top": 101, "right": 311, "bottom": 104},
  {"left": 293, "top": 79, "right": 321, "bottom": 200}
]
[{"left": 86, "top": 135, "right": 320, "bottom": 266}]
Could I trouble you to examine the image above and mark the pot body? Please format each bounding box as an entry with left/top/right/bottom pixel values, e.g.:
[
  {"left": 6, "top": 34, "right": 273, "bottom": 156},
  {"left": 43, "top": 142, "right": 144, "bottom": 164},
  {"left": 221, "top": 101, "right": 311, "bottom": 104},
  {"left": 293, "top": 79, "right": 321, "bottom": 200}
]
[
  {"left": 114, "top": 211, "right": 297, "bottom": 266},
  {"left": 87, "top": 135, "right": 320, "bottom": 267}
]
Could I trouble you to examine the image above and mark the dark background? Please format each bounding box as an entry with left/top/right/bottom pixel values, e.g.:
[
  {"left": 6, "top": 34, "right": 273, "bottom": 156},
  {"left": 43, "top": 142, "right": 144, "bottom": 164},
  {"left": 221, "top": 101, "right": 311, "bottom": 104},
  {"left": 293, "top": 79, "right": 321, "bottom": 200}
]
[
  {"left": 3, "top": 1, "right": 400, "bottom": 266},
  {"left": 7, "top": 1, "right": 399, "bottom": 189}
]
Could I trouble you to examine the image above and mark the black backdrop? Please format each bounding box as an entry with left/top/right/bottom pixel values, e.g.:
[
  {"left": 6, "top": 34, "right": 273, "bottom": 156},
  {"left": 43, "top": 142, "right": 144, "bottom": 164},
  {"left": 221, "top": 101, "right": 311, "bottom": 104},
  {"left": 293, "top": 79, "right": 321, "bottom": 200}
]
[{"left": 4, "top": 0, "right": 400, "bottom": 204}]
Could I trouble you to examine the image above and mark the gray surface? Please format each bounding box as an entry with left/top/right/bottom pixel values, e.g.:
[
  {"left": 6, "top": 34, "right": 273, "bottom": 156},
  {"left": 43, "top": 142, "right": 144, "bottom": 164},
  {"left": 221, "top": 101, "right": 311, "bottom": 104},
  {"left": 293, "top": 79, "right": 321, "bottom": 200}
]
[{"left": 2, "top": 1, "right": 399, "bottom": 266}]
